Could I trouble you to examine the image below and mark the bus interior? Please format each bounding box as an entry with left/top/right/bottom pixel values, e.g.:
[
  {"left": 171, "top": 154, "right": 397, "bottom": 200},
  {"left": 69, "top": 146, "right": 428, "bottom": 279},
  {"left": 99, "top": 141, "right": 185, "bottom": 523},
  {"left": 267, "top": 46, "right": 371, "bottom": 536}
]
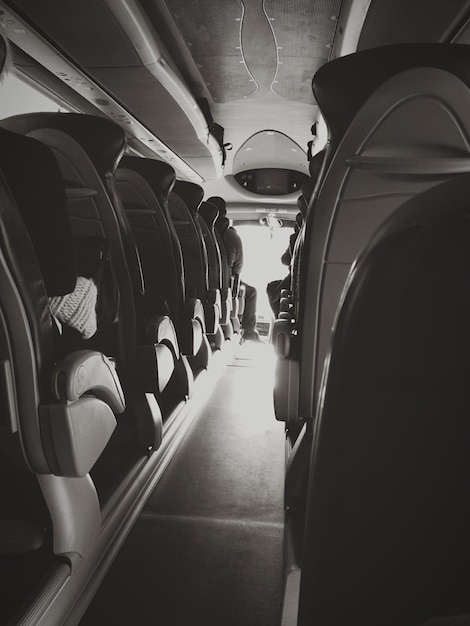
[{"left": 1, "top": 1, "right": 470, "bottom": 625}]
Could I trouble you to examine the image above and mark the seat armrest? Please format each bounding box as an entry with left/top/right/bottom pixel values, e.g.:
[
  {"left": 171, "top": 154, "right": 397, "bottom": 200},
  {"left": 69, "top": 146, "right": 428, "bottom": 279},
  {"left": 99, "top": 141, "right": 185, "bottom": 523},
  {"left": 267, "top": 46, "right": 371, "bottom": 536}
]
[
  {"left": 52, "top": 350, "right": 125, "bottom": 413},
  {"left": 41, "top": 398, "right": 117, "bottom": 476},
  {"left": 174, "top": 318, "right": 203, "bottom": 356},
  {"left": 203, "top": 303, "right": 219, "bottom": 334},
  {"left": 206, "top": 287, "right": 222, "bottom": 313},
  {"left": 185, "top": 298, "right": 206, "bottom": 332},
  {"left": 146, "top": 315, "right": 180, "bottom": 360}
]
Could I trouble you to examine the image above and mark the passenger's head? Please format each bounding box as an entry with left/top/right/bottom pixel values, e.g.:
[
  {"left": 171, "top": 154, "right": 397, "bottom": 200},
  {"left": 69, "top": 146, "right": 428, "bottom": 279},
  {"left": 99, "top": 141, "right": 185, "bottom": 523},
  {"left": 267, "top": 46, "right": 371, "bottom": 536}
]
[{"left": 207, "top": 196, "right": 226, "bottom": 217}]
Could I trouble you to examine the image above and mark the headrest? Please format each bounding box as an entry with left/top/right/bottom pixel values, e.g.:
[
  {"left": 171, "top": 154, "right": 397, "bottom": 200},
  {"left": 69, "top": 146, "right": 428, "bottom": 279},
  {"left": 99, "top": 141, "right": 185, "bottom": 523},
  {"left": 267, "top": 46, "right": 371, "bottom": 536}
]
[
  {"left": 0, "top": 128, "right": 77, "bottom": 296},
  {"left": 215, "top": 215, "right": 230, "bottom": 235},
  {"left": 119, "top": 156, "right": 176, "bottom": 204},
  {"left": 313, "top": 43, "right": 470, "bottom": 146},
  {"left": 0, "top": 112, "right": 126, "bottom": 177},
  {"left": 206, "top": 196, "right": 226, "bottom": 216},
  {"left": 199, "top": 201, "right": 219, "bottom": 228},
  {"left": 174, "top": 180, "right": 204, "bottom": 215}
]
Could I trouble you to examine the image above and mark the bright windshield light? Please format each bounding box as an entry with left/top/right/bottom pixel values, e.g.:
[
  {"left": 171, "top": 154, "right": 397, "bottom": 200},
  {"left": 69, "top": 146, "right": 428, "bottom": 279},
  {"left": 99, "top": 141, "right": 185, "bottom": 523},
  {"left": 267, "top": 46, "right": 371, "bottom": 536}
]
[{"left": 237, "top": 223, "right": 292, "bottom": 321}]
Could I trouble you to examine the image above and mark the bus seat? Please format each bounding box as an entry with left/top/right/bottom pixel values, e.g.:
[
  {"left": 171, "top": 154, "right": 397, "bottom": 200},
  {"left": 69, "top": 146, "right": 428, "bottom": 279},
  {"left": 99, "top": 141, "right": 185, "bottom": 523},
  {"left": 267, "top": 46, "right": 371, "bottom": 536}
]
[
  {"left": 0, "top": 127, "right": 125, "bottom": 565},
  {"left": 167, "top": 188, "right": 212, "bottom": 370},
  {"left": 314, "top": 43, "right": 470, "bottom": 156},
  {"left": 117, "top": 157, "right": 184, "bottom": 321},
  {"left": 170, "top": 180, "right": 222, "bottom": 350},
  {"left": 271, "top": 44, "right": 470, "bottom": 430},
  {"left": 116, "top": 158, "right": 206, "bottom": 359},
  {"left": 200, "top": 200, "right": 232, "bottom": 330},
  {"left": 300, "top": 45, "right": 470, "bottom": 424},
  {"left": 196, "top": 202, "right": 224, "bottom": 351},
  {"left": 272, "top": 151, "right": 325, "bottom": 428},
  {"left": 282, "top": 46, "right": 470, "bottom": 607},
  {"left": 116, "top": 156, "right": 217, "bottom": 396},
  {"left": 0, "top": 112, "right": 173, "bottom": 446},
  {"left": 174, "top": 182, "right": 223, "bottom": 328},
  {"left": 295, "top": 173, "right": 470, "bottom": 626},
  {"left": 215, "top": 213, "right": 243, "bottom": 334},
  {"left": 207, "top": 201, "right": 235, "bottom": 339}
]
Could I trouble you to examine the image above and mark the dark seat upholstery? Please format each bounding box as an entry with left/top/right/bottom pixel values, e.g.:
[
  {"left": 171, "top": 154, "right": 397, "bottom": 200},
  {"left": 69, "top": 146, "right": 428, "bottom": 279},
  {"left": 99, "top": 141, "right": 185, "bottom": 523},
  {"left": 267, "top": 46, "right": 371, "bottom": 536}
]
[
  {"left": 115, "top": 155, "right": 210, "bottom": 378},
  {"left": 313, "top": 42, "right": 470, "bottom": 155},
  {"left": 273, "top": 43, "right": 470, "bottom": 428},
  {"left": 170, "top": 180, "right": 221, "bottom": 344},
  {"left": 200, "top": 200, "right": 232, "bottom": 333},
  {"left": 0, "top": 134, "right": 63, "bottom": 623},
  {"left": 0, "top": 123, "right": 125, "bottom": 471},
  {"left": 297, "top": 173, "right": 470, "bottom": 626},
  {"left": 0, "top": 119, "right": 127, "bottom": 626},
  {"left": 215, "top": 213, "right": 243, "bottom": 333},
  {"left": 207, "top": 202, "right": 234, "bottom": 339},
  {"left": 302, "top": 43, "right": 470, "bottom": 420},
  {"left": 169, "top": 186, "right": 207, "bottom": 301},
  {"left": 0, "top": 112, "right": 179, "bottom": 442},
  {"left": 199, "top": 201, "right": 222, "bottom": 304},
  {"left": 279, "top": 46, "right": 470, "bottom": 621},
  {"left": 117, "top": 156, "right": 184, "bottom": 318}
]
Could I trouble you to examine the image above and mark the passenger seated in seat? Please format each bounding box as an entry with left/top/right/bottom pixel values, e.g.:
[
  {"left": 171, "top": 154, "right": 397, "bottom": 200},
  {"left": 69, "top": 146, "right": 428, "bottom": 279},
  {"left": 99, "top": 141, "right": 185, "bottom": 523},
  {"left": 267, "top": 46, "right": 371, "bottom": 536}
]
[
  {"left": 214, "top": 207, "right": 260, "bottom": 342},
  {"left": 266, "top": 148, "right": 325, "bottom": 319}
]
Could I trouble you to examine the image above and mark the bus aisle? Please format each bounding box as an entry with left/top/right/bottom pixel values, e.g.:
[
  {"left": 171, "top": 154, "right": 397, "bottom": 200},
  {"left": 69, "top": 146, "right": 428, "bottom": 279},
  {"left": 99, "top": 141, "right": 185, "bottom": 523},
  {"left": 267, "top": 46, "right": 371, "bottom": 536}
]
[{"left": 81, "top": 340, "right": 285, "bottom": 626}]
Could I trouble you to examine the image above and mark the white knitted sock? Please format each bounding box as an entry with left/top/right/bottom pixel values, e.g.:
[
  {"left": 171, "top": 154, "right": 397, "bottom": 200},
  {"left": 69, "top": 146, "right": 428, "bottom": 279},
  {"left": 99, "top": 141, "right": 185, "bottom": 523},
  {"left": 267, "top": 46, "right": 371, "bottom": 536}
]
[{"left": 49, "top": 276, "right": 98, "bottom": 339}]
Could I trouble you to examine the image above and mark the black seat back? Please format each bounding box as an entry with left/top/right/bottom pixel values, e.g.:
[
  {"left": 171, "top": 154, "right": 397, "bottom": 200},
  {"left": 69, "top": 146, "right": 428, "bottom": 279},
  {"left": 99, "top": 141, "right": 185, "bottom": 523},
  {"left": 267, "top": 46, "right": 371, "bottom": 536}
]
[
  {"left": 298, "top": 44, "right": 470, "bottom": 422},
  {"left": 199, "top": 201, "right": 222, "bottom": 294},
  {"left": 0, "top": 128, "right": 77, "bottom": 471},
  {"left": 298, "top": 174, "right": 470, "bottom": 626},
  {"left": 169, "top": 182, "right": 207, "bottom": 302},
  {"left": 116, "top": 156, "right": 184, "bottom": 319}
]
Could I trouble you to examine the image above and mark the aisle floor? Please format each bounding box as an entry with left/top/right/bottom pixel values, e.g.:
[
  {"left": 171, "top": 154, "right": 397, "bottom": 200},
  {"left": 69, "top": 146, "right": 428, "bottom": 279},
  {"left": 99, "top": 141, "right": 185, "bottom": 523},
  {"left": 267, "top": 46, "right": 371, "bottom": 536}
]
[{"left": 81, "top": 340, "right": 286, "bottom": 626}]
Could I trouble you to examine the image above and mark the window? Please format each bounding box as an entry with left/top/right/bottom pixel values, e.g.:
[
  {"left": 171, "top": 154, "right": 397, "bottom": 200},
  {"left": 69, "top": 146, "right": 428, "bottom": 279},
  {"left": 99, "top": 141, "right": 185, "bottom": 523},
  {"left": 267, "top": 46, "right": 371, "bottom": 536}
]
[{"left": 0, "top": 73, "right": 70, "bottom": 119}]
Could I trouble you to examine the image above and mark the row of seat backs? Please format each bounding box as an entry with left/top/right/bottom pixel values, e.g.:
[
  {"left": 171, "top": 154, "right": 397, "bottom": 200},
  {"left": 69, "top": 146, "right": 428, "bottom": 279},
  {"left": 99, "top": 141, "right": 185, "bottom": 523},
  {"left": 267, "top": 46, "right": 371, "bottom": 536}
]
[
  {"left": 168, "top": 180, "right": 208, "bottom": 304},
  {"left": 199, "top": 200, "right": 232, "bottom": 326},
  {"left": 168, "top": 180, "right": 230, "bottom": 344},
  {"left": 116, "top": 154, "right": 236, "bottom": 357},
  {"left": 0, "top": 102, "right": 238, "bottom": 569},
  {"left": 0, "top": 114, "right": 130, "bottom": 567},
  {"left": 0, "top": 112, "right": 198, "bottom": 450},
  {"left": 274, "top": 42, "right": 470, "bottom": 427},
  {"left": 206, "top": 198, "right": 245, "bottom": 329},
  {"left": 281, "top": 42, "right": 470, "bottom": 625},
  {"left": 302, "top": 42, "right": 470, "bottom": 420},
  {"left": 0, "top": 89, "right": 243, "bottom": 577},
  {"left": 0, "top": 116, "right": 128, "bottom": 461},
  {"left": 114, "top": 156, "right": 208, "bottom": 360},
  {"left": 115, "top": 156, "right": 185, "bottom": 321},
  {"left": 212, "top": 211, "right": 240, "bottom": 329},
  {"left": 297, "top": 171, "right": 470, "bottom": 626}
]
